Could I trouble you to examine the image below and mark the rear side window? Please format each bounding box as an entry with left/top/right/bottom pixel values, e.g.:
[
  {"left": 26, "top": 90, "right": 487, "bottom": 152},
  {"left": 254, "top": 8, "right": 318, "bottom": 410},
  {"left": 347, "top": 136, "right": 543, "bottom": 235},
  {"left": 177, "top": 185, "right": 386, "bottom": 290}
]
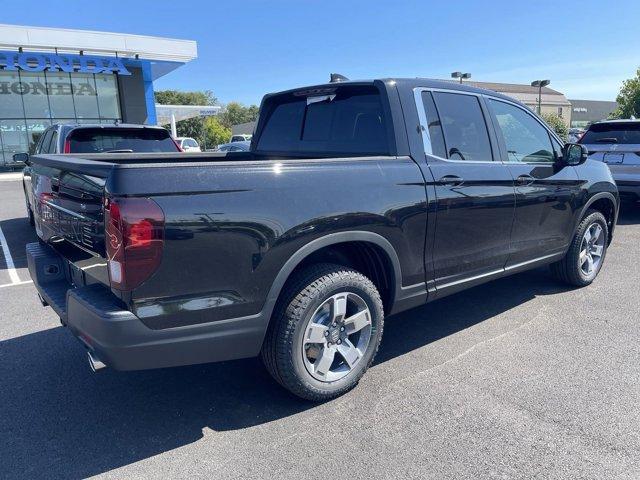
[
  {"left": 256, "top": 86, "right": 390, "bottom": 156},
  {"left": 421, "top": 91, "right": 447, "bottom": 158},
  {"left": 432, "top": 92, "right": 493, "bottom": 161},
  {"left": 67, "top": 128, "right": 179, "bottom": 153},
  {"left": 580, "top": 122, "right": 640, "bottom": 144}
]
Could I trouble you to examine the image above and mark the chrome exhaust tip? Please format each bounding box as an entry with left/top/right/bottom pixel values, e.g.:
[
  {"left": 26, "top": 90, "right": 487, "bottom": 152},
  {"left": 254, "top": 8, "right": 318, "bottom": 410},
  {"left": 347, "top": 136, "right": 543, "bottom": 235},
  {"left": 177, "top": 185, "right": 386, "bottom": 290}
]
[{"left": 87, "top": 351, "right": 106, "bottom": 372}]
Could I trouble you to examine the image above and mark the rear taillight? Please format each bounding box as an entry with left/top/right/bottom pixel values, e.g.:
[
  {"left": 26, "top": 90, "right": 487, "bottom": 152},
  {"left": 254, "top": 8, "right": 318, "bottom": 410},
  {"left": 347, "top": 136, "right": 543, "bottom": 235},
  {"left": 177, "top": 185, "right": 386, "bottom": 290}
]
[
  {"left": 38, "top": 192, "right": 55, "bottom": 222},
  {"left": 63, "top": 139, "right": 71, "bottom": 153},
  {"left": 104, "top": 197, "right": 164, "bottom": 291}
]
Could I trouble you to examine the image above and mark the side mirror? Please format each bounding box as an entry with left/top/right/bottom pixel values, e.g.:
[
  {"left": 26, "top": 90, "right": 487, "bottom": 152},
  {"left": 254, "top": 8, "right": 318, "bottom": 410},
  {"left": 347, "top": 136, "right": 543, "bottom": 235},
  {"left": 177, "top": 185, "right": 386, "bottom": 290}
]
[
  {"left": 562, "top": 143, "right": 588, "bottom": 166},
  {"left": 12, "top": 152, "right": 29, "bottom": 164}
]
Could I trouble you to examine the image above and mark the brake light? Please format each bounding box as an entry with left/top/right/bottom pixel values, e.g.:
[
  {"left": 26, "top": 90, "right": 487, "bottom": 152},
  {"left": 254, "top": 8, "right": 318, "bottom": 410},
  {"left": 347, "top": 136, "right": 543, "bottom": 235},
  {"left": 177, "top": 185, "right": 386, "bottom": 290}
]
[
  {"left": 63, "top": 139, "right": 71, "bottom": 153},
  {"left": 104, "top": 197, "right": 164, "bottom": 291}
]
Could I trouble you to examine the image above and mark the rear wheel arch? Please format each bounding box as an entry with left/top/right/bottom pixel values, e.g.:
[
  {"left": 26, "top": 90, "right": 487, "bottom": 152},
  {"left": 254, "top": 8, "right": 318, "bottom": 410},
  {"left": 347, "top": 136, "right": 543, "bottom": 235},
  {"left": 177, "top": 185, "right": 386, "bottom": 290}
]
[{"left": 262, "top": 232, "right": 402, "bottom": 323}]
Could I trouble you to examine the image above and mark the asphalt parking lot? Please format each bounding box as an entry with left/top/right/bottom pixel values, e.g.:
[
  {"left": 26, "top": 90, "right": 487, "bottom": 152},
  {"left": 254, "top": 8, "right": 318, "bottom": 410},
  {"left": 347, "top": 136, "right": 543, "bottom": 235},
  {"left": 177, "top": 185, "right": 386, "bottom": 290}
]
[{"left": 1, "top": 175, "right": 639, "bottom": 479}]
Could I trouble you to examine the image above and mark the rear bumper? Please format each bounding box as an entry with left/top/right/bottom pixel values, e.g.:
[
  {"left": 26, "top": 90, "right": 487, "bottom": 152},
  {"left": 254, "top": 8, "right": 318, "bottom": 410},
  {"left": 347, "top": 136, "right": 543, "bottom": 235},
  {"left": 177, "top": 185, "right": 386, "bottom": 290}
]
[
  {"left": 609, "top": 167, "right": 640, "bottom": 200},
  {"left": 27, "top": 242, "right": 267, "bottom": 370},
  {"left": 614, "top": 179, "right": 640, "bottom": 200}
]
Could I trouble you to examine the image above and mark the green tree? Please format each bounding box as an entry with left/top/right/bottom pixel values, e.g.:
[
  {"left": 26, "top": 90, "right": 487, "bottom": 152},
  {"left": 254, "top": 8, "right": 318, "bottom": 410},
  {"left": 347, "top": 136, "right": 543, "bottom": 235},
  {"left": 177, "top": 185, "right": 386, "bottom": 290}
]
[
  {"left": 541, "top": 113, "right": 568, "bottom": 141},
  {"left": 610, "top": 67, "right": 640, "bottom": 119},
  {"left": 203, "top": 117, "right": 231, "bottom": 146},
  {"left": 155, "top": 90, "right": 217, "bottom": 106},
  {"left": 217, "top": 102, "right": 259, "bottom": 129}
]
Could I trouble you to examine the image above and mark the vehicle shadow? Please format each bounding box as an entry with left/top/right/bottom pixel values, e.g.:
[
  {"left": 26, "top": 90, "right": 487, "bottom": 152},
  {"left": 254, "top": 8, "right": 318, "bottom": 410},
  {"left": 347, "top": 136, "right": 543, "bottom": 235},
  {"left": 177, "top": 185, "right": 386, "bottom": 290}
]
[
  {"left": 0, "top": 217, "right": 38, "bottom": 270},
  {"left": 0, "top": 266, "right": 570, "bottom": 479},
  {"left": 616, "top": 202, "right": 640, "bottom": 225}
]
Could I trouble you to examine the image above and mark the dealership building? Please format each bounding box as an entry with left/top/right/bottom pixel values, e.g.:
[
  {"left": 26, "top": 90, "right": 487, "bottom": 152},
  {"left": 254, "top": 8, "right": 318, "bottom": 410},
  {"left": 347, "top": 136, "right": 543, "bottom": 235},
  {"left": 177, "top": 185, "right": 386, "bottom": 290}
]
[{"left": 0, "top": 24, "right": 197, "bottom": 165}]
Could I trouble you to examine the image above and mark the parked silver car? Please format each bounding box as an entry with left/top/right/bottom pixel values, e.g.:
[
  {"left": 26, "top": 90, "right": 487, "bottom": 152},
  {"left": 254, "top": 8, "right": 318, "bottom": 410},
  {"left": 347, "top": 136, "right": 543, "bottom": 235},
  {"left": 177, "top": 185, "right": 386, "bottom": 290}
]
[{"left": 580, "top": 120, "right": 640, "bottom": 203}]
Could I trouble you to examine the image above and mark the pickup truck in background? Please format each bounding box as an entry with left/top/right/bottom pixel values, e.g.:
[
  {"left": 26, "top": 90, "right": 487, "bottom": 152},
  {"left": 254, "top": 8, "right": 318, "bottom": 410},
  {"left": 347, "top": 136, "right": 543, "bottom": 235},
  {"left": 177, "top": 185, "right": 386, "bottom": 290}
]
[
  {"left": 20, "top": 123, "right": 181, "bottom": 227},
  {"left": 26, "top": 78, "right": 619, "bottom": 400}
]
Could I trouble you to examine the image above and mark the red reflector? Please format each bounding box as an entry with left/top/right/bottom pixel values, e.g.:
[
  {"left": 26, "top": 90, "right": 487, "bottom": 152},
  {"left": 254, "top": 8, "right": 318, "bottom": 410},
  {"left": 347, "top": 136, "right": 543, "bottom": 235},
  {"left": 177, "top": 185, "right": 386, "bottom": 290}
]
[
  {"left": 63, "top": 139, "right": 71, "bottom": 153},
  {"left": 105, "top": 197, "right": 164, "bottom": 291}
]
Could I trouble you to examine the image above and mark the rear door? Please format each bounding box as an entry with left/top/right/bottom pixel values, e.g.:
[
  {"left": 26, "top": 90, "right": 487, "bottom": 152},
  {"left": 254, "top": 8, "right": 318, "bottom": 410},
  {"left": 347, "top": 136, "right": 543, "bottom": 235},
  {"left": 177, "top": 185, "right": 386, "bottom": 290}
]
[
  {"left": 417, "top": 89, "right": 515, "bottom": 293},
  {"left": 486, "top": 98, "right": 580, "bottom": 266}
]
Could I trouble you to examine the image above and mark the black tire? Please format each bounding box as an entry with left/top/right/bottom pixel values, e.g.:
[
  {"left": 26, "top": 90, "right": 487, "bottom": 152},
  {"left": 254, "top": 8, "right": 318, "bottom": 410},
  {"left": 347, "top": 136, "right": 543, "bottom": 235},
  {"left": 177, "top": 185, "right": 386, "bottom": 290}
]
[
  {"left": 551, "top": 210, "right": 608, "bottom": 287},
  {"left": 261, "top": 263, "right": 384, "bottom": 401}
]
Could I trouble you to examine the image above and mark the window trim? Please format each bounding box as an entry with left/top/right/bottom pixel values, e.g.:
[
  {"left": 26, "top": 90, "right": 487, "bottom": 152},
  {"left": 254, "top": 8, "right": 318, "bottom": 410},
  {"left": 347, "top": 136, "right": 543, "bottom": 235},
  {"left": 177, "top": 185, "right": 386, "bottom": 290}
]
[
  {"left": 414, "top": 87, "right": 565, "bottom": 165},
  {"left": 486, "top": 96, "right": 564, "bottom": 165},
  {"left": 49, "top": 130, "right": 59, "bottom": 154},
  {"left": 413, "top": 87, "right": 496, "bottom": 164}
]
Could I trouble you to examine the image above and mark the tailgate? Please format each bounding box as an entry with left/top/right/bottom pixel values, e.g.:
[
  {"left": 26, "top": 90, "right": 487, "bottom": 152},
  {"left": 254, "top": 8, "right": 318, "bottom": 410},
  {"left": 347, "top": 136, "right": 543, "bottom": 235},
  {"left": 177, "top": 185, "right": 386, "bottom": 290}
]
[
  {"left": 33, "top": 164, "right": 107, "bottom": 256},
  {"left": 29, "top": 154, "right": 113, "bottom": 290}
]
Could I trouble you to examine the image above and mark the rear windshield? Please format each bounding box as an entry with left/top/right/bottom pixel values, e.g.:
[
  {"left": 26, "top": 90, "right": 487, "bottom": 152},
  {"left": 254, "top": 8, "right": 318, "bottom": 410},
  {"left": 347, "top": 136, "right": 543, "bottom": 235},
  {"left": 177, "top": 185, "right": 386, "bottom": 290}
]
[
  {"left": 256, "top": 85, "right": 390, "bottom": 155},
  {"left": 67, "top": 128, "right": 179, "bottom": 153},
  {"left": 580, "top": 122, "right": 640, "bottom": 144}
]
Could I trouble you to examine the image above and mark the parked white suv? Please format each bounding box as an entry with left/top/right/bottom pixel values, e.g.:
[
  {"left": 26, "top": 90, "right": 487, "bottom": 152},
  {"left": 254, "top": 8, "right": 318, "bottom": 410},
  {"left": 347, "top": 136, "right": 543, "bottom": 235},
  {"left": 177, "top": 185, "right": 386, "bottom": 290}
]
[{"left": 175, "top": 137, "right": 201, "bottom": 152}]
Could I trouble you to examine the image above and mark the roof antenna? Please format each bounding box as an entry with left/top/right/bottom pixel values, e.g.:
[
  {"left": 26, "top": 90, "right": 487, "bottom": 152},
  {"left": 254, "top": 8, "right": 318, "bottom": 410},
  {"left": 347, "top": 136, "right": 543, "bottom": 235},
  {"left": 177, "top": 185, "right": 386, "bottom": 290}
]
[{"left": 330, "top": 73, "right": 349, "bottom": 83}]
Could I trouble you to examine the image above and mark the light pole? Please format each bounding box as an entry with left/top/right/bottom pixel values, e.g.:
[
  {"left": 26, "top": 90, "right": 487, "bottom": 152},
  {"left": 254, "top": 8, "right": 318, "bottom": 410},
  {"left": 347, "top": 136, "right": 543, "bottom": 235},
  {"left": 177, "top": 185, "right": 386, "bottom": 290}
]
[
  {"left": 451, "top": 71, "right": 471, "bottom": 84},
  {"left": 531, "top": 79, "right": 550, "bottom": 114}
]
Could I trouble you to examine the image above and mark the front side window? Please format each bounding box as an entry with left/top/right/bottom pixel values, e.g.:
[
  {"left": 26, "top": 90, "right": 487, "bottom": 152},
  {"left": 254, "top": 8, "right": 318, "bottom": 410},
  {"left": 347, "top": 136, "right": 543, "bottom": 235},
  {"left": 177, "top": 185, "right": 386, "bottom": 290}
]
[
  {"left": 432, "top": 92, "right": 493, "bottom": 161},
  {"left": 489, "top": 99, "right": 555, "bottom": 163},
  {"left": 26, "top": 119, "right": 51, "bottom": 154},
  {"left": 49, "top": 131, "right": 58, "bottom": 153},
  {"left": 36, "top": 129, "right": 53, "bottom": 154}
]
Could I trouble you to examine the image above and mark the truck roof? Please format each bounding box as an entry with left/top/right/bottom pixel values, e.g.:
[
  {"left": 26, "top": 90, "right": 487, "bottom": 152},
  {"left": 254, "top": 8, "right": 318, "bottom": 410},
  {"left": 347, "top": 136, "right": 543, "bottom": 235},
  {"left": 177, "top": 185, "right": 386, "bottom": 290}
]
[{"left": 266, "top": 77, "right": 521, "bottom": 105}]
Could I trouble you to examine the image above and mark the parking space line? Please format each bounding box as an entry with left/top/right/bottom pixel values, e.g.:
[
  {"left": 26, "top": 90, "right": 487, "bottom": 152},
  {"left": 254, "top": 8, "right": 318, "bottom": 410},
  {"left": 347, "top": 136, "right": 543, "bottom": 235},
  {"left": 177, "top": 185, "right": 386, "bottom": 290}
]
[
  {"left": 0, "top": 280, "right": 32, "bottom": 288},
  {"left": 0, "top": 224, "right": 21, "bottom": 284},
  {"left": 0, "top": 173, "right": 23, "bottom": 182}
]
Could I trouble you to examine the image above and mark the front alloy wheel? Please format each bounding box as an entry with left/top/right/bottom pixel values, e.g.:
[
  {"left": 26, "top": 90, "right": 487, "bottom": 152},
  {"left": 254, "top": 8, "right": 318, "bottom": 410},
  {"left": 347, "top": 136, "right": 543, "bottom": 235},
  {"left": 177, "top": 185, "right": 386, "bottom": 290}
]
[
  {"left": 551, "top": 209, "right": 609, "bottom": 287},
  {"left": 579, "top": 222, "right": 605, "bottom": 279}
]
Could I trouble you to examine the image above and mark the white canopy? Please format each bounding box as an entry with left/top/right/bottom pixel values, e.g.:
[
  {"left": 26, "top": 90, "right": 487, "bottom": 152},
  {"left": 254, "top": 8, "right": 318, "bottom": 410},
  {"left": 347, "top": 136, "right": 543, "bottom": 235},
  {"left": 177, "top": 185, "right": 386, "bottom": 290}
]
[{"left": 155, "top": 104, "right": 222, "bottom": 136}]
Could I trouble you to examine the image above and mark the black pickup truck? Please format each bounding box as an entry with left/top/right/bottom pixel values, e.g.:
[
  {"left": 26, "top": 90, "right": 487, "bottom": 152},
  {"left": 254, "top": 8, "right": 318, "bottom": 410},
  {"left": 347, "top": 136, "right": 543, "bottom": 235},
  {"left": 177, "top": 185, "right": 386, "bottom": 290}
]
[{"left": 27, "top": 78, "right": 619, "bottom": 400}]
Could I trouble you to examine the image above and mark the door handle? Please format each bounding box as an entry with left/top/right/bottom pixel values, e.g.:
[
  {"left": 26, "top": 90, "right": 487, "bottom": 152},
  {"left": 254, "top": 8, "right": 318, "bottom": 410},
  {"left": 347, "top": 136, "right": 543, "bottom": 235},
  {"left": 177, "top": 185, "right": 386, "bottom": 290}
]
[
  {"left": 438, "top": 175, "right": 464, "bottom": 186},
  {"left": 516, "top": 174, "right": 535, "bottom": 186}
]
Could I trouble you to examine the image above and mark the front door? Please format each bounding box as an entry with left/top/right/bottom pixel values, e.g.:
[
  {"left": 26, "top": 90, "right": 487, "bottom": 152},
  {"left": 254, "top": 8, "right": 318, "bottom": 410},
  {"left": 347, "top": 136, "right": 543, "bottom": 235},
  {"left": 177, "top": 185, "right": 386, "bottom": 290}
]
[
  {"left": 419, "top": 90, "right": 515, "bottom": 292},
  {"left": 486, "top": 98, "right": 580, "bottom": 266}
]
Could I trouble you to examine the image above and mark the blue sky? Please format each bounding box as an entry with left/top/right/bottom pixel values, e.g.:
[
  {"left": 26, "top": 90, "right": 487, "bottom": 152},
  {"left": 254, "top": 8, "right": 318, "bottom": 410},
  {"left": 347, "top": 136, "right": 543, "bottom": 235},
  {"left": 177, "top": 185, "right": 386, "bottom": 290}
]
[{"left": 3, "top": 0, "right": 639, "bottom": 106}]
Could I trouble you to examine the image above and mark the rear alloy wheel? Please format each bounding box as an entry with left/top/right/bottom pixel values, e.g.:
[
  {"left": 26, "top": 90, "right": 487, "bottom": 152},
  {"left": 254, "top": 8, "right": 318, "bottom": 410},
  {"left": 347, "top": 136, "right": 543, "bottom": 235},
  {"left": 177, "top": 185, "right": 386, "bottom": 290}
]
[
  {"left": 551, "top": 210, "right": 609, "bottom": 286},
  {"left": 302, "top": 292, "right": 373, "bottom": 382},
  {"left": 262, "top": 264, "right": 384, "bottom": 401}
]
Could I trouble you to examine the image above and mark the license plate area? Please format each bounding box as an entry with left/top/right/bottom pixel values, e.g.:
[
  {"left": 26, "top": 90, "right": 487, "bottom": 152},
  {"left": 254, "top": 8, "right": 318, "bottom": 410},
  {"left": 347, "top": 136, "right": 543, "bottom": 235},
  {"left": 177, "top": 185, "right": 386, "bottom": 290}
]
[{"left": 603, "top": 153, "right": 624, "bottom": 164}]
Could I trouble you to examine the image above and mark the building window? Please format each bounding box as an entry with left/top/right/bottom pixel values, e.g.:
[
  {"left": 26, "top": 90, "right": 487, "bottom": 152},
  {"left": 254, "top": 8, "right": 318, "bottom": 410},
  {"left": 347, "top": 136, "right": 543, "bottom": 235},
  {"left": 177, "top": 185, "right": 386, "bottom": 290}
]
[
  {"left": 557, "top": 107, "right": 563, "bottom": 117},
  {"left": 0, "top": 70, "right": 122, "bottom": 165}
]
